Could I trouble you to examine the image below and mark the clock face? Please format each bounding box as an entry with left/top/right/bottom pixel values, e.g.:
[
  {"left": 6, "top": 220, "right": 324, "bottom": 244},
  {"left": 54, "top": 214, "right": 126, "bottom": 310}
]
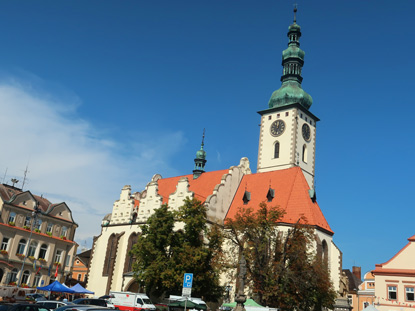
[
  {"left": 302, "top": 123, "right": 311, "bottom": 141},
  {"left": 270, "top": 120, "right": 285, "bottom": 137}
]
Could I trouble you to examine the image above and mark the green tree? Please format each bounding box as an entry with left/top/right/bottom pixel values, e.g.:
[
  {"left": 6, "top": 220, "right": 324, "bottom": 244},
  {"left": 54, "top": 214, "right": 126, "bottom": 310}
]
[
  {"left": 224, "top": 202, "right": 336, "bottom": 311},
  {"left": 131, "top": 198, "right": 224, "bottom": 302}
]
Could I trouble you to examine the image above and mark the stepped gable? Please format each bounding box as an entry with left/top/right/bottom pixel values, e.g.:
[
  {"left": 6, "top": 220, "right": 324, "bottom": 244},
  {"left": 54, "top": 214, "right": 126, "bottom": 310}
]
[
  {"left": 226, "top": 166, "right": 333, "bottom": 234},
  {"left": 155, "top": 169, "right": 229, "bottom": 204}
]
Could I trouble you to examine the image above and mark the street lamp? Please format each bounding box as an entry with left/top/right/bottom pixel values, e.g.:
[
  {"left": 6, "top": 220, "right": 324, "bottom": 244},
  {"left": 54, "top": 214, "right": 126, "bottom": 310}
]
[
  {"left": 225, "top": 285, "right": 233, "bottom": 303},
  {"left": 233, "top": 250, "right": 247, "bottom": 311},
  {"left": 17, "top": 206, "right": 41, "bottom": 287}
]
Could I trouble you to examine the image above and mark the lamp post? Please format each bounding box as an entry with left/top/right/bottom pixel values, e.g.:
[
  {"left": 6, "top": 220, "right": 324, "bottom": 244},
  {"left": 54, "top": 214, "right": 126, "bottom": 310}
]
[
  {"left": 233, "top": 249, "right": 247, "bottom": 311},
  {"left": 17, "top": 206, "right": 41, "bottom": 287},
  {"left": 225, "top": 285, "right": 232, "bottom": 303}
]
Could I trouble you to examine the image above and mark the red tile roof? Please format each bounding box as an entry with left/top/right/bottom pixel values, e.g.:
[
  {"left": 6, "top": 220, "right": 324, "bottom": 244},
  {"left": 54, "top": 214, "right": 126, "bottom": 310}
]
[
  {"left": 156, "top": 169, "right": 229, "bottom": 204},
  {"left": 226, "top": 166, "right": 333, "bottom": 234},
  {"left": 0, "top": 184, "right": 52, "bottom": 212}
]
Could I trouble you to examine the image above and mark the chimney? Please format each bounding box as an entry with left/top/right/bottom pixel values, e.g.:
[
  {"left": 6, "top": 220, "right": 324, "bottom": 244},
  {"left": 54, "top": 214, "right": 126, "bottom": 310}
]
[{"left": 352, "top": 266, "right": 361, "bottom": 281}]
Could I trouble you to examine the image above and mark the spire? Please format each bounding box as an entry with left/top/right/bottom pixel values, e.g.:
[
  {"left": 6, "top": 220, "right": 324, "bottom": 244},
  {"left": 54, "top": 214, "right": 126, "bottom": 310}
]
[
  {"left": 268, "top": 6, "right": 313, "bottom": 110},
  {"left": 193, "top": 129, "right": 207, "bottom": 179},
  {"left": 293, "top": 3, "right": 297, "bottom": 23}
]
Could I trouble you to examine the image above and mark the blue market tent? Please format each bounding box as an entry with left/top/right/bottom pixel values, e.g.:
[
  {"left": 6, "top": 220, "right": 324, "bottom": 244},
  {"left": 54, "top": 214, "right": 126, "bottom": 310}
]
[
  {"left": 70, "top": 283, "right": 94, "bottom": 294},
  {"left": 37, "top": 280, "right": 76, "bottom": 293}
]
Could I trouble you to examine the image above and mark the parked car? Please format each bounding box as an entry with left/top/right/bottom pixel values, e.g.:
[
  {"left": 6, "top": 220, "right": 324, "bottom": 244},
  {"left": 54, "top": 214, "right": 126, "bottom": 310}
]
[
  {"left": 25, "top": 294, "right": 47, "bottom": 302},
  {"left": 55, "top": 305, "right": 89, "bottom": 311},
  {"left": 63, "top": 307, "right": 114, "bottom": 311},
  {"left": 0, "top": 303, "right": 13, "bottom": 311},
  {"left": 71, "top": 300, "right": 108, "bottom": 308},
  {"left": 36, "top": 301, "right": 74, "bottom": 310},
  {"left": 7, "top": 303, "right": 51, "bottom": 311}
]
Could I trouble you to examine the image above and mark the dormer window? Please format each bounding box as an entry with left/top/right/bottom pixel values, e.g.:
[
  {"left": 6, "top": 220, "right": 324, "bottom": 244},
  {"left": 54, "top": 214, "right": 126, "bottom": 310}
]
[
  {"left": 267, "top": 188, "right": 275, "bottom": 202},
  {"left": 242, "top": 191, "right": 251, "bottom": 205}
]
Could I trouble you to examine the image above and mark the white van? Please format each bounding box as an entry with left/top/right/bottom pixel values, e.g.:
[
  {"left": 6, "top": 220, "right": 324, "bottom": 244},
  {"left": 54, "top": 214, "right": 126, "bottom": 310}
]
[{"left": 109, "top": 291, "right": 156, "bottom": 311}]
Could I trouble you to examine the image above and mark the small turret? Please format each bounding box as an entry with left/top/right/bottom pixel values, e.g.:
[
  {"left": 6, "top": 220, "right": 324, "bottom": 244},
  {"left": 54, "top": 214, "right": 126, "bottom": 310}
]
[{"left": 193, "top": 129, "right": 207, "bottom": 179}]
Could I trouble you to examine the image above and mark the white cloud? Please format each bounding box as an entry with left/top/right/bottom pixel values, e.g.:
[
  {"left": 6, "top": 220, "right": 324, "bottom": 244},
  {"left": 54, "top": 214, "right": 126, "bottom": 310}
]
[{"left": 0, "top": 76, "right": 186, "bottom": 249}]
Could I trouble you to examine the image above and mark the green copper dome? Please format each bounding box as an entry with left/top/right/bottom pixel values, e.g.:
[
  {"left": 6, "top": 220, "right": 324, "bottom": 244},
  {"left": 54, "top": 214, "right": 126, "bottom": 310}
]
[
  {"left": 268, "top": 81, "right": 313, "bottom": 110},
  {"left": 196, "top": 147, "right": 206, "bottom": 159},
  {"left": 282, "top": 45, "right": 305, "bottom": 61},
  {"left": 267, "top": 8, "right": 313, "bottom": 110}
]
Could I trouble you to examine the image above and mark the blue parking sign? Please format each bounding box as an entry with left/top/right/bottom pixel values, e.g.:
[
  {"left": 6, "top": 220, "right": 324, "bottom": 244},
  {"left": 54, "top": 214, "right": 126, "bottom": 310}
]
[{"left": 183, "top": 273, "right": 193, "bottom": 288}]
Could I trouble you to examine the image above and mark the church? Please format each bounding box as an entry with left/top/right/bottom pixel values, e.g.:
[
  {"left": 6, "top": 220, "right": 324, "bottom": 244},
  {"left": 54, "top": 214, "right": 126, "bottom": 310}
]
[{"left": 86, "top": 9, "right": 343, "bottom": 299}]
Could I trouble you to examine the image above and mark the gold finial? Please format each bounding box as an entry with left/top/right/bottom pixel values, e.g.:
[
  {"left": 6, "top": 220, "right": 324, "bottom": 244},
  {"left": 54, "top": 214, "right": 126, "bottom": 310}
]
[{"left": 293, "top": 3, "right": 298, "bottom": 23}]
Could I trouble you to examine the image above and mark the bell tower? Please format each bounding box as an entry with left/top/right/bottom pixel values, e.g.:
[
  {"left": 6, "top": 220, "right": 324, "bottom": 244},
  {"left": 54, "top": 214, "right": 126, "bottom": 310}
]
[{"left": 257, "top": 7, "right": 319, "bottom": 189}]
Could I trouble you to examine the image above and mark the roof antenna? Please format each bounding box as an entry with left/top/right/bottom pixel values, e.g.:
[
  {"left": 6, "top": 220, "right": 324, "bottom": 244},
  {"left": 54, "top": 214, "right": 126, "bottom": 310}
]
[
  {"left": 21, "top": 164, "right": 29, "bottom": 191},
  {"left": 2, "top": 168, "right": 7, "bottom": 184},
  {"left": 293, "top": 3, "right": 298, "bottom": 23}
]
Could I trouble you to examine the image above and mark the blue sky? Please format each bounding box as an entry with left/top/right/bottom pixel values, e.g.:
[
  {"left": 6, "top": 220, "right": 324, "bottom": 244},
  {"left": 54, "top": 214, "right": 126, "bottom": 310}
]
[{"left": 0, "top": 1, "right": 413, "bottom": 277}]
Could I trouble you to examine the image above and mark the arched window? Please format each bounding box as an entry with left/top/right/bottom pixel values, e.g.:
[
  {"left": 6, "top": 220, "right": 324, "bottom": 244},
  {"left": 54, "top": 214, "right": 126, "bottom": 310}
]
[
  {"left": 21, "top": 270, "right": 30, "bottom": 285},
  {"left": 103, "top": 234, "right": 118, "bottom": 276},
  {"left": 322, "top": 240, "right": 328, "bottom": 263},
  {"left": 302, "top": 144, "right": 308, "bottom": 163},
  {"left": 124, "top": 233, "right": 139, "bottom": 273},
  {"left": 8, "top": 212, "right": 16, "bottom": 224},
  {"left": 9, "top": 268, "right": 18, "bottom": 283},
  {"left": 16, "top": 239, "right": 27, "bottom": 255},
  {"left": 39, "top": 244, "right": 48, "bottom": 259},
  {"left": 274, "top": 141, "right": 280, "bottom": 159},
  {"left": 28, "top": 241, "right": 38, "bottom": 257}
]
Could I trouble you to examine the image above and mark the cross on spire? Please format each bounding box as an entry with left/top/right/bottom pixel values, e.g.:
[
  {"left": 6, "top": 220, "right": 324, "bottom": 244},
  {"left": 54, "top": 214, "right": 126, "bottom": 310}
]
[{"left": 293, "top": 3, "right": 298, "bottom": 23}]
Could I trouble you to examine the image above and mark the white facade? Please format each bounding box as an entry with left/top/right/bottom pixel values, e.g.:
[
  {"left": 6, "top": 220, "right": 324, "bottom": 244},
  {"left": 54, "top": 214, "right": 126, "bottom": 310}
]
[
  {"left": 87, "top": 159, "right": 251, "bottom": 297},
  {"left": 257, "top": 105, "right": 317, "bottom": 189}
]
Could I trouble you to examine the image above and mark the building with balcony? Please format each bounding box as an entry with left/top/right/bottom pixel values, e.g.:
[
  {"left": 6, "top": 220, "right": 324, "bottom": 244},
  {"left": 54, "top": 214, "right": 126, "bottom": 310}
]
[{"left": 0, "top": 183, "right": 78, "bottom": 287}]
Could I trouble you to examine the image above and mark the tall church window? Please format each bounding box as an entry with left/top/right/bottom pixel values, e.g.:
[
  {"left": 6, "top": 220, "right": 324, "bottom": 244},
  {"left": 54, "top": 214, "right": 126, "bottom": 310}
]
[
  {"left": 274, "top": 142, "right": 280, "bottom": 159},
  {"left": 124, "top": 233, "right": 139, "bottom": 273},
  {"left": 302, "top": 144, "right": 308, "bottom": 163},
  {"left": 103, "top": 234, "right": 118, "bottom": 276},
  {"left": 321, "top": 240, "right": 328, "bottom": 263}
]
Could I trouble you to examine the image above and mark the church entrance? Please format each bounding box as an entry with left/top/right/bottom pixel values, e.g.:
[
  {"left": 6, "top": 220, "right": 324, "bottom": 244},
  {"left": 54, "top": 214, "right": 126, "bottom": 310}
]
[{"left": 125, "top": 280, "right": 139, "bottom": 292}]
